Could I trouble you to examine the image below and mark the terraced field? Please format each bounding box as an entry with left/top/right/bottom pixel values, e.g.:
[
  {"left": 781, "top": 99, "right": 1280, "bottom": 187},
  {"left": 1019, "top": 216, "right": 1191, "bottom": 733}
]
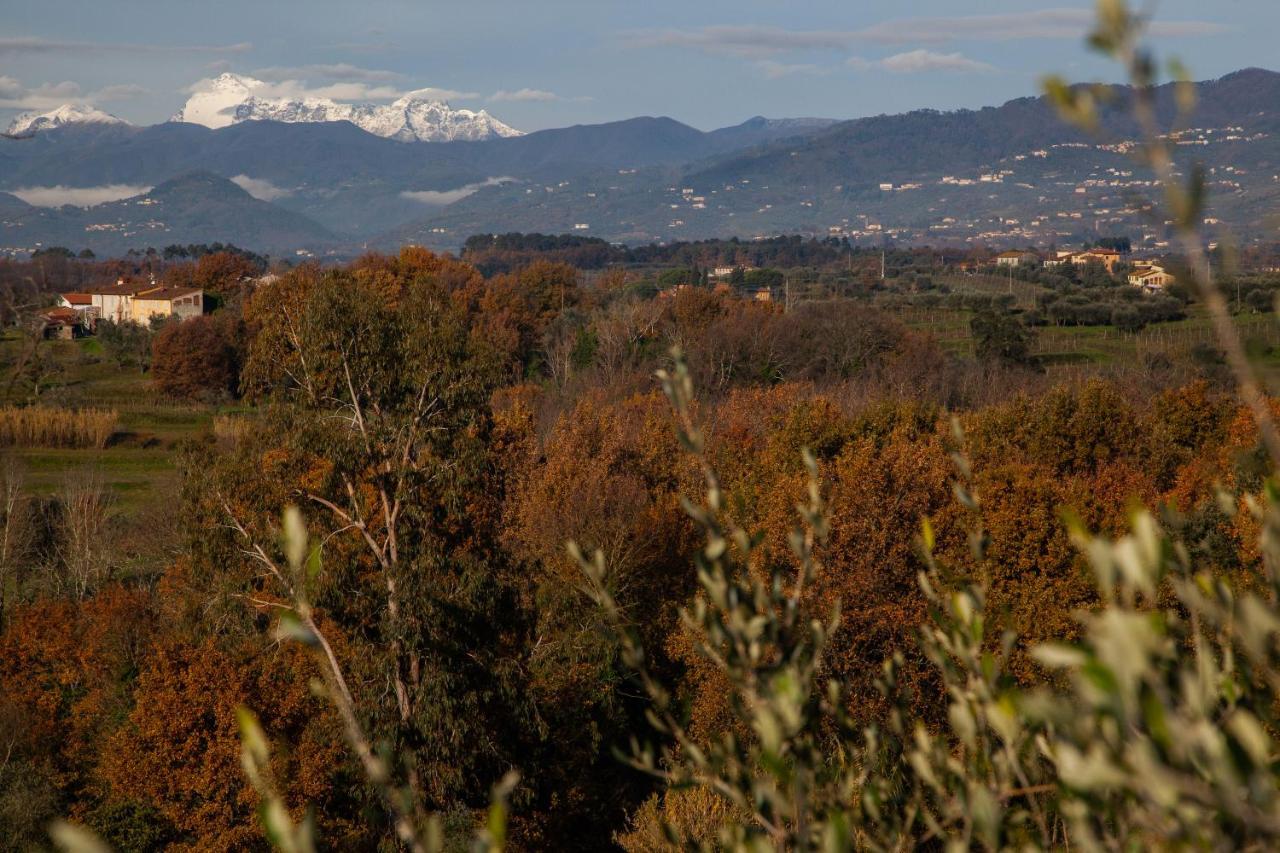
[{"left": 0, "top": 333, "right": 224, "bottom": 516}]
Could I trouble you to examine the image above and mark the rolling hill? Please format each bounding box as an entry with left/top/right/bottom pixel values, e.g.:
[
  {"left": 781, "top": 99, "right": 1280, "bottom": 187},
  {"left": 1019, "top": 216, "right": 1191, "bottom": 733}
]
[{"left": 0, "top": 172, "right": 337, "bottom": 256}]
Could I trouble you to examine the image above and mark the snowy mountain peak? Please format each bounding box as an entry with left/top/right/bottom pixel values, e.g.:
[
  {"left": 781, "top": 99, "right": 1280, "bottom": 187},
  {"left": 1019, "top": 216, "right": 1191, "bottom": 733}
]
[
  {"left": 170, "top": 73, "right": 267, "bottom": 128},
  {"left": 209, "top": 72, "right": 261, "bottom": 91},
  {"left": 5, "top": 104, "right": 129, "bottom": 136},
  {"left": 171, "top": 74, "right": 522, "bottom": 142}
]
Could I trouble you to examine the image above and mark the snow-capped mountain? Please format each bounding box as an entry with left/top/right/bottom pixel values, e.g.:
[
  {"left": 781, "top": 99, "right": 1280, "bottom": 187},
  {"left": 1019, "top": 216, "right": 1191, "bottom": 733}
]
[
  {"left": 171, "top": 73, "right": 522, "bottom": 143},
  {"left": 5, "top": 104, "right": 129, "bottom": 136}
]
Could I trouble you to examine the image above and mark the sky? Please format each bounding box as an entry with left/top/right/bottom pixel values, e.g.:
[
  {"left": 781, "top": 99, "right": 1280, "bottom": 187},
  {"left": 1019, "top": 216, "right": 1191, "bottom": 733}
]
[{"left": 1, "top": 1, "right": 1274, "bottom": 133}]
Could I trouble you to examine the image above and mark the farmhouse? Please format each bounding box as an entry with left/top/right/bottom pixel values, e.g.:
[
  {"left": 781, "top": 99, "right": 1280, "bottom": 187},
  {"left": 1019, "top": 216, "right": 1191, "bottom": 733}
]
[
  {"left": 78, "top": 279, "right": 204, "bottom": 325},
  {"left": 1128, "top": 263, "right": 1175, "bottom": 291},
  {"left": 1075, "top": 247, "right": 1122, "bottom": 273},
  {"left": 995, "top": 250, "right": 1037, "bottom": 267},
  {"left": 38, "top": 307, "right": 88, "bottom": 340},
  {"left": 57, "top": 292, "right": 99, "bottom": 325},
  {"left": 131, "top": 286, "right": 205, "bottom": 322},
  {"left": 1043, "top": 247, "right": 1123, "bottom": 273}
]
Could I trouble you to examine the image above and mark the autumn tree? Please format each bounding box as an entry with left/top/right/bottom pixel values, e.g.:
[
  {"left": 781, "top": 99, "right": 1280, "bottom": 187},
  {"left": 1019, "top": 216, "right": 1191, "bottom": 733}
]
[
  {"left": 97, "top": 638, "right": 358, "bottom": 849},
  {"left": 151, "top": 313, "right": 245, "bottom": 401},
  {"left": 0, "top": 586, "right": 159, "bottom": 844},
  {"left": 188, "top": 262, "right": 583, "bottom": 844}
]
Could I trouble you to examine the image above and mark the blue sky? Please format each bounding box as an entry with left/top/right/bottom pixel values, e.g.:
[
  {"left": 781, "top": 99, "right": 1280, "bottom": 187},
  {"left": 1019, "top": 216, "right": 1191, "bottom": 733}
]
[{"left": 1, "top": 1, "right": 1272, "bottom": 132}]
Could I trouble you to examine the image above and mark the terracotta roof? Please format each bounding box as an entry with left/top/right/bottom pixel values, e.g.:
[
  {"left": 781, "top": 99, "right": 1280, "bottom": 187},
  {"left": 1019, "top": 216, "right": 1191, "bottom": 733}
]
[
  {"left": 83, "top": 282, "right": 151, "bottom": 296},
  {"left": 62, "top": 292, "right": 92, "bottom": 305},
  {"left": 41, "top": 307, "right": 81, "bottom": 324},
  {"left": 133, "top": 286, "right": 202, "bottom": 301},
  {"left": 82, "top": 283, "right": 201, "bottom": 300}
]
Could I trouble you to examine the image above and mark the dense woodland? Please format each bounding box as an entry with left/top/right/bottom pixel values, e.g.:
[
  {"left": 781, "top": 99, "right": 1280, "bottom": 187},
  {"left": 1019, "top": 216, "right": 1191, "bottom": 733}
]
[{"left": 0, "top": 240, "right": 1279, "bottom": 849}]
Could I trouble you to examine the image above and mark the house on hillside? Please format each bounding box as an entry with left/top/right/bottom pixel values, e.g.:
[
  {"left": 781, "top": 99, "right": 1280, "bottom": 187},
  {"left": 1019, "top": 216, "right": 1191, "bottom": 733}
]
[
  {"left": 1043, "top": 247, "right": 1123, "bottom": 273},
  {"left": 81, "top": 279, "right": 204, "bottom": 325},
  {"left": 995, "top": 250, "right": 1037, "bottom": 267},
  {"left": 131, "top": 286, "right": 204, "bottom": 322},
  {"left": 58, "top": 292, "right": 98, "bottom": 322},
  {"left": 1075, "top": 247, "right": 1122, "bottom": 273},
  {"left": 1128, "top": 264, "right": 1175, "bottom": 292},
  {"left": 39, "top": 307, "right": 88, "bottom": 340},
  {"left": 1043, "top": 250, "right": 1077, "bottom": 268}
]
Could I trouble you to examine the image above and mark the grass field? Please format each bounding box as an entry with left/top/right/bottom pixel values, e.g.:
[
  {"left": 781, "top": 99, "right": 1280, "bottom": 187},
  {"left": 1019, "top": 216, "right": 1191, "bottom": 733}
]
[
  {"left": 936, "top": 272, "right": 1050, "bottom": 309},
  {"left": 0, "top": 333, "right": 220, "bottom": 515},
  {"left": 896, "top": 301, "right": 1280, "bottom": 389}
]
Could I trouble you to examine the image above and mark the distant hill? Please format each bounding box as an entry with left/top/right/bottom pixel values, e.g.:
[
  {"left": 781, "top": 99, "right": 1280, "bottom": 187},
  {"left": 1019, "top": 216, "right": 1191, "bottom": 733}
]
[
  {"left": 388, "top": 68, "right": 1280, "bottom": 251},
  {"left": 0, "top": 112, "right": 839, "bottom": 241},
  {"left": 0, "top": 192, "right": 33, "bottom": 217},
  {"left": 5, "top": 69, "right": 1280, "bottom": 255},
  {"left": 0, "top": 172, "right": 336, "bottom": 256},
  {"left": 685, "top": 68, "right": 1280, "bottom": 190}
]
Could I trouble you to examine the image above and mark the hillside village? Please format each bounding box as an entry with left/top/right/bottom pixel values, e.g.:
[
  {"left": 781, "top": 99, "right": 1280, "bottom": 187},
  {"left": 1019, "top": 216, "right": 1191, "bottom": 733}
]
[
  {"left": 642, "top": 122, "right": 1269, "bottom": 251},
  {"left": 991, "top": 246, "right": 1176, "bottom": 291}
]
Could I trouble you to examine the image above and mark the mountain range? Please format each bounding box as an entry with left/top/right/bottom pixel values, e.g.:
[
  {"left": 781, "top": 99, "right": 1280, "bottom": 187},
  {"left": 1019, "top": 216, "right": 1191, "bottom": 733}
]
[
  {"left": 2, "top": 68, "right": 1279, "bottom": 257},
  {"left": 168, "top": 73, "right": 522, "bottom": 143},
  {"left": 5, "top": 104, "right": 127, "bottom": 137}
]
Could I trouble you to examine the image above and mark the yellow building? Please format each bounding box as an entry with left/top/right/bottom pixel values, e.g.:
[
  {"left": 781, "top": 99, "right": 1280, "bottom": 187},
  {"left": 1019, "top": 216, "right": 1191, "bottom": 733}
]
[
  {"left": 82, "top": 280, "right": 204, "bottom": 324},
  {"left": 1128, "top": 264, "right": 1175, "bottom": 290},
  {"left": 130, "top": 286, "right": 204, "bottom": 322}
]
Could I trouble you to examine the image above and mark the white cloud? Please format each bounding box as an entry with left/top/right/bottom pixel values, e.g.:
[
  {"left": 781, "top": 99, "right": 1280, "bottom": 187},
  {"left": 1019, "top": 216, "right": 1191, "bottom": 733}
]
[
  {"left": 0, "top": 36, "right": 251, "bottom": 56},
  {"left": 401, "top": 86, "right": 480, "bottom": 102},
  {"left": 0, "top": 77, "right": 24, "bottom": 101},
  {"left": 230, "top": 174, "right": 292, "bottom": 201},
  {"left": 861, "top": 50, "right": 997, "bottom": 74},
  {"left": 756, "top": 61, "right": 828, "bottom": 79},
  {"left": 400, "top": 177, "right": 514, "bottom": 206},
  {"left": 0, "top": 77, "right": 145, "bottom": 111},
  {"left": 282, "top": 81, "right": 404, "bottom": 100},
  {"left": 253, "top": 63, "right": 405, "bottom": 84},
  {"left": 10, "top": 184, "right": 150, "bottom": 207},
  {"left": 857, "top": 9, "right": 1227, "bottom": 44},
  {"left": 250, "top": 79, "right": 403, "bottom": 101},
  {"left": 489, "top": 88, "right": 561, "bottom": 102},
  {"left": 627, "top": 10, "right": 1227, "bottom": 57},
  {"left": 92, "top": 83, "right": 147, "bottom": 101},
  {"left": 182, "top": 74, "right": 409, "bottom": 103},
  {"left": 0, "top": 78, "right": 82, "bottom": 110},
  {"left": 627, "top": 26, "right": 850, "bottom": 59}
]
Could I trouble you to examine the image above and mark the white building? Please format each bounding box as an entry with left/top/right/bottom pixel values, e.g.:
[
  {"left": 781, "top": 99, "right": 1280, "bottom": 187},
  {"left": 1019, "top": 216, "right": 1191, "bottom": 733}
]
[{"left": 77, "top": 279, "right": 204, "bottom": 325}]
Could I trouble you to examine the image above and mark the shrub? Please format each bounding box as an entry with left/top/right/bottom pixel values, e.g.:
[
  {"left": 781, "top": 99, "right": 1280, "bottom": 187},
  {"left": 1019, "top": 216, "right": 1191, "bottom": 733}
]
[
  {"left": 211, "top": 414, "right": 251, "bottom": 447},
  {"left": 0, "top": 406, "right": 117, "bottom": 449},
  {"left": 971, "top": 309, "right": 1035, "bottom": 367}
]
